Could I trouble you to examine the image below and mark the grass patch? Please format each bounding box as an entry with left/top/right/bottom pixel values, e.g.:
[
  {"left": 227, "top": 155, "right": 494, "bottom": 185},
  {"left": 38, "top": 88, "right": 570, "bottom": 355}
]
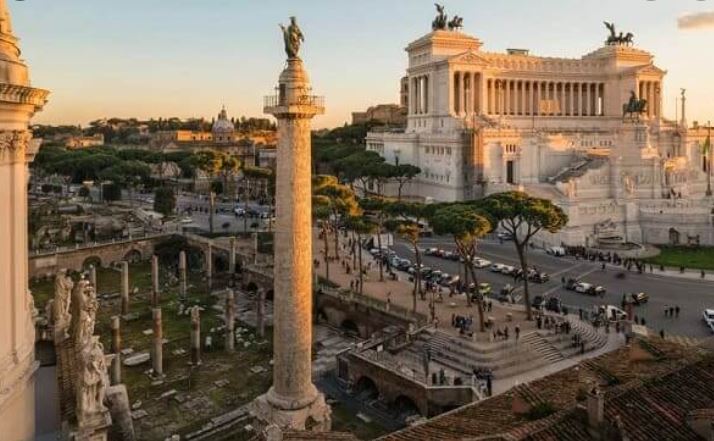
[{"left": 643, "top": 246, "right": 714, "bottom": 271}]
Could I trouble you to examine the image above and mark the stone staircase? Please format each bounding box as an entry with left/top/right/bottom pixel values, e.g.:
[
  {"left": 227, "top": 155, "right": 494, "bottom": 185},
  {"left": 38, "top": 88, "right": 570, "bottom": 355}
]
[{"left": 415, "top": 317, "right": 610, "bottom": 380}]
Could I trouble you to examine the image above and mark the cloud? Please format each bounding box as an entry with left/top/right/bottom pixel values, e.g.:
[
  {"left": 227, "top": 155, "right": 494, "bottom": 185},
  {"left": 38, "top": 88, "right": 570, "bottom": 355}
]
[{"left": 678, "top": 11, "right": 714, "bottom": 30}]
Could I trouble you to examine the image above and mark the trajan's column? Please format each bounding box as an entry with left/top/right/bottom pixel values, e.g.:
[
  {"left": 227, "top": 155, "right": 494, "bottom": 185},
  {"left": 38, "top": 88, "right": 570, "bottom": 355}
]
[
  {"left": 0, "top": 1, "right": 49, "bottom": 440},
  {"left": 252, "top": 17, "right": 331, "bottom": 432}
]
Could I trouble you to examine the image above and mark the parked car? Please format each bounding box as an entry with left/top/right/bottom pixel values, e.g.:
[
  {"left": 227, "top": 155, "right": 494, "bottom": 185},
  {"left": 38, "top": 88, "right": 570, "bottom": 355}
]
[
  {"left": 546, "top": 297, "right": 563, "bottom": 313},
  {"left": 546, "top": 246, "right": 566, "bottom": 257},
  {"left": 588, "top": 286, "right": 606, "bottom": 297},
  {"left": 598, "top": 305, "right": 627, "bottom": 321},
  {"left": 574, "top": 282, "right": 593, "bottom": 294},
  {"left": 490, "top": 263, "right": 505, "bottom": 272},
  {"left": 565, "top": 278, "right": 580, "bottom": 290},
  {"left": 497, "top": 284, "right": 515, "bottom": 302},
  {"left": 703, "top": 309, "right": 714, "bottom": 333},
  {"left": 497, "top": 231, "right": 513, "bottom": 241},
  {"left": 444, "top": 251, "right": 460, "bottom": 261},
  {"left": 473, "top": 258, "right": 492, "bottom": 268},
  {"left": 630, "top": 292, "right": 649, "bottom": 305},
  {"left": 532, "top": 295, "right": 545, "bottom": 309},
  {"left": 179, "top": 217, "right": 194, "bottom": 224},
  {"left": 424, "top": 247, "right": 439, "bottom": 256},
  {"left": 500, "top": 265, "right": 517, "bottom": 275},
  {"left": 528, "top": 270, "right": 550, "bottom": 283},
  {"left": 234, "top": 207, "right": 246, "bottom": 216},
  {"left": 396, "top": 259, "right": 412, "bottom": 271}
]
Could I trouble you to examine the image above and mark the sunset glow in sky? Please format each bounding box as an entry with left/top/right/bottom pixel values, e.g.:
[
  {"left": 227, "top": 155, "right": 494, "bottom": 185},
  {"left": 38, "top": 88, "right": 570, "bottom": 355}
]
[{"left": 13, "top": 0, "right": 714, "bottom": 128}]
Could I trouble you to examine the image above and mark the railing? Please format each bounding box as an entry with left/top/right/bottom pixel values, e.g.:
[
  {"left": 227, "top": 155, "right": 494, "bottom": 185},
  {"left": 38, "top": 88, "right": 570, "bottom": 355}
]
[
  {"left": 263, "top": 94, "right": 325, "bottom": 108},
  {"left": 318, "top": 285, "right": 428, "bottom": 325},
  {"left": 29, "top": 232, "right": 172, "bottom": 257}
]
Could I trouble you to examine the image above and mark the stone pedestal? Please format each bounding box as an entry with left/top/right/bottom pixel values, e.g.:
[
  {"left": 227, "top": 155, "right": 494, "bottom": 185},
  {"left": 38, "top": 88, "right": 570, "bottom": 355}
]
[
  {"left": 229, "top": 237, "right": 237, "bottom": 274},
  {"left": 151, "top": 255, "right": 160, "bottom": 307},
  {"left": 225, "top": 289, "right": 235, "bottom": 352},
  {"left": 152, "top": 308, "right": 163, "bottom": 377},
  {"left": 105, "top": 385, "right": 135, "bottom": 441},
  {"left": 120, "top": 261, "right": 129, "bottom": 315},
  {"left": 252, "top": 55, "right": 330, "bottom": 431},
  {"left": 75, "top": 411, "right": 112, "bottom": 441},
  {"left": 110, "top": 316, "right": 121, "bottom": 385},
  {"left": 179, "top": 251, "right": 187, "bottom": 300}
]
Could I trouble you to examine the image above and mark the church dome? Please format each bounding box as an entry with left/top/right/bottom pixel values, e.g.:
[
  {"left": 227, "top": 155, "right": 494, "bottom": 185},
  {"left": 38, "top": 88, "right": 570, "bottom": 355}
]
[{"left": 212, "top": 106, "right": 235, "bottom": 134}]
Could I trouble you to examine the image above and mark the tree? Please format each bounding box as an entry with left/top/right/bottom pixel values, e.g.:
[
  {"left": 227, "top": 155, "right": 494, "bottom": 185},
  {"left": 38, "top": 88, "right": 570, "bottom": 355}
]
[
  {"left": 392, "top": 164, "right": 421, "bottom": 201},
  {"left": 481, "top": 191, "right": 568, "bottom": 321},
  {"left": 154, "top": 187, "right": 176, "bottom": 217},
  {"left": 313, "top": 175, "right": 360, "bottom": 282},
  {"left": 343, "top": 216, "right": 376, "bottom": 295},
  {"left": 385, "top": 201, "right": 436, "bottom": 312},
  {"left": 210, "top": 180, "right": 224, "bottom": 195},
  {"left": 430, "top": 204, "right": 491, "bottom": 332},
  {"left": 359, "top": 197, "right": 392, "bottom": 281}
]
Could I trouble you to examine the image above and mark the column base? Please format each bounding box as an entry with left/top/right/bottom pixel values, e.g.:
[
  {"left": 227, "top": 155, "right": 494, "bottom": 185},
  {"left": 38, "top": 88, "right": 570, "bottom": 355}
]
[{"left": 251, "top": 387, "right": 331, "bottom": 433}]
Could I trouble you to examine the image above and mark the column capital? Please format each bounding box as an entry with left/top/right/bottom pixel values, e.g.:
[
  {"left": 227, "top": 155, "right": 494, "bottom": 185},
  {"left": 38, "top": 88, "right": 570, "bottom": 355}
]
[{"left": 0, "top": 130, "right": 38, "bottom": 165}]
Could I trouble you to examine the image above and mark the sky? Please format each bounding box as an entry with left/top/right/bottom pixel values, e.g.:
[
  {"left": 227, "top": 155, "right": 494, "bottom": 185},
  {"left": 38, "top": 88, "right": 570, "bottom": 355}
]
[{"left": 11, "top": 0, "right": 714, "bottom": 129}]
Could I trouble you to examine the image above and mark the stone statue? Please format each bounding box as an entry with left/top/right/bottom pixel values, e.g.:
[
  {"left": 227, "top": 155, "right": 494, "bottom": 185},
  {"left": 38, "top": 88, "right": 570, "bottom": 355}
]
[
  {"left": 77, "top": 296, "right": 98, "bottom": 346},
  {"left": 279, "top": 16, "right": 304, "bottom": 59},
  {"left": 622, "top": 90, "right": 647, "bottom": 121},
  {"left": 53, "top": 269, "right": 74, "bottom": 337},
  {"left": 604, "top": 22, "right": 634, "bottom": 46},
  {"left": 77, "top": 337, "right": 109, "bottom": 417},
  {"left": 680, "top": 88, "right": 686, "bottom": 99},
  {"left": 448, "top": 15, "right": 463, "bottom": 31},
  {"left": 432, "top": 4, "right": 448, "bottom": 31}
]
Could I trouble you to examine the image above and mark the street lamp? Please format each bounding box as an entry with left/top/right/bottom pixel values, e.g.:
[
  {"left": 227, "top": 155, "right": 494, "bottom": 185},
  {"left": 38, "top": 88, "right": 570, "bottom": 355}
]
[{"left": 706, "top": 121, "right": 712, "bottom": 197}]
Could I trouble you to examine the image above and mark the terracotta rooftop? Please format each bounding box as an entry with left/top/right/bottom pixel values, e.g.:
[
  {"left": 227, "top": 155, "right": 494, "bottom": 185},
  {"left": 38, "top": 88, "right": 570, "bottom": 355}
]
[
  {"left": 378, "top": 337, "right": 713, "bottom": 441},
  {"left": 283, "top": 431, "right": 359, "bottom": 441}
]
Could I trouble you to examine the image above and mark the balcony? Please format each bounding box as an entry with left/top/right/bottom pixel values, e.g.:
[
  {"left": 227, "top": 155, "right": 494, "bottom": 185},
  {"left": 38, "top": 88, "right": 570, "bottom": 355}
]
[{"left": 263, "top": 94, "right": 325, "bottom": 109}]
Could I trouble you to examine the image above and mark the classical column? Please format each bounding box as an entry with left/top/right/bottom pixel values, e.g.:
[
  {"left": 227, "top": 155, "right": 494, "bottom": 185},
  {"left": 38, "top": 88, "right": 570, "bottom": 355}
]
[
  {"left": 205, "top": 244, "right": 213, "bottom": 290},
  {"left": 229, "top": 237, "right": 237, "bottom": 274},
  {"left": 519, "top": 81, "right": 525, "bottom": 116},
  {"left": 569, "top": 83, "right": 574, "bottom": 116},
  {"left": 110, "top": 316, "right": 122, "bottom": 385},
  {"left": 488, "top": 79, "right": 494, "bottom": 114},
  {"left": 89, "top": 265, "right": 97, "bottom": 291},
  {"left": 152, "top": 308, "right": 163, "bottom": 376},
  {"left": 256, "top": 288, "right": 266, "bottom": 338},
  {"left": 120, "top": 261, "right": 129, "bottom": 315},
  {"left": 255, "top": 43, "right": 330, "bottom": 431},
  {"left": 190, "top": 306, "right": 201, "bottom": 365},
  {"left": 179, "top": 250, "right": 187, "bottom": 300},
  {"left": 584, "top": 83, "right": 591, "bottom": 116},
  {"left": 0, "top": 3, "right": 49, "bottom": 436},
  {"left": 504, "top": 79, "right": 511, "bottom": 115},
  {"left": 461, "top": 72, "right": 467, "bottom": 116},
  {"left": 151, "top": 255, "right": 160, "bottom": 307},
  {"left": 225, "top": 289, "right": 235, "bottom": 352}
]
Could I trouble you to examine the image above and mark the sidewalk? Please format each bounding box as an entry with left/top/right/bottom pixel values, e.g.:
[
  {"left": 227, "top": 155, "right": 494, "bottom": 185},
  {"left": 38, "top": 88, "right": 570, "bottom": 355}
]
[
  {"left": 313, "top": 233, "right": 537, "bottom": 341},
  {"left": 602, "top": 262, "right": 714, "bottom": 282}
]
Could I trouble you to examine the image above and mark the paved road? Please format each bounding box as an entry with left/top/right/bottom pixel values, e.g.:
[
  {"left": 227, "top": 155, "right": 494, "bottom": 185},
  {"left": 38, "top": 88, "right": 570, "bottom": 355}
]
[{"left": 391, "top": 235, "right": 714, "bottom": 339}]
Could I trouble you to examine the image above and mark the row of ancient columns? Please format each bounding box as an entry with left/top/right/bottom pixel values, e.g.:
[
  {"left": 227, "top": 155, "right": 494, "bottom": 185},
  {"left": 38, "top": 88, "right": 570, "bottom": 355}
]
[
  {"left": 452, "top": 71, "right": 484, "bottom": 115},
  {"left": 638, "top": 80, "right": 661, "bottom": 118},
  {"left": 486, "top": 79, "right": 605, "bottom": 117},
  {"left": 410, "top": 74, "right": 430, "bottom": 115}
]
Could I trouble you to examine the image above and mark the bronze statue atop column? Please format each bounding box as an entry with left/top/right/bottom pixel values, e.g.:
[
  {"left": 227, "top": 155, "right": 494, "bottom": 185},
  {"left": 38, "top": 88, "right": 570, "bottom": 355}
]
[{"left": 280, "top": 16, "right": 304, "bottom": 59}]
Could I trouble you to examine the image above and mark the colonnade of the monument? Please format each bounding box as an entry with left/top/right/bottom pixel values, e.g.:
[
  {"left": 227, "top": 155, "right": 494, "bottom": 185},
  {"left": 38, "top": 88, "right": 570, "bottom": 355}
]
[
  {"left": 452, "top": 74, "right": 608, "bottom": 117},
  {"left": 638, "top": 80, "right": 662, "bottom": 118},
  {"left": 410, "top": 74, "right": 430, "bottom": 115}
]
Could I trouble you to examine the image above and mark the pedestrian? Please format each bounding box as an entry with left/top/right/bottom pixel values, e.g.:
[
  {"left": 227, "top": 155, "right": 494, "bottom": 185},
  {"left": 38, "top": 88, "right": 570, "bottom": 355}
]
[
  {"left": 701, "top": 270, "right": 706, "bottom": 279},
  {"left": 504, "top": 326, "right": 509, "bottom": 340},
  {"left": 669, "top": 306, "right": 674, "bottom": 317},
  {"left": 675, "top": 305, "right": 680, "bottom": 318},
  {"left": 641, "top": 318, "right": 646, "bottom": 326},
  {"left": 515, "top": 325, "right": 520, "bottom": 341},
  {"left": 664, "top": 305, "right": 669, "bottom": 317},
  {"left": 561, "top": 276, "right": 565, "bottom": 286},
  {"left": 601, "top": 262, "right": 606, "bottom": 271},
  {"left": 659, "top": 329, "right": 665, "bottom": 339}
]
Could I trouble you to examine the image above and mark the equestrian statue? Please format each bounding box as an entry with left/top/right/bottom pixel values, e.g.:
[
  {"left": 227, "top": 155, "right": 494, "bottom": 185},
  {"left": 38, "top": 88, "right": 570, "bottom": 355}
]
[
  {"left": 622, "top": 90, "right": 647, "bottom": 122},
  {"left": 604, "top": 22, "right": 634, "bottom": 46}
]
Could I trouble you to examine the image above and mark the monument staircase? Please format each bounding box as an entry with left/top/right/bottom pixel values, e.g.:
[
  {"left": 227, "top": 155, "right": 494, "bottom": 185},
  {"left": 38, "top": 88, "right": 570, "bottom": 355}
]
[{"left": 416, "top": 320, "right": 609, "bottom": 380}]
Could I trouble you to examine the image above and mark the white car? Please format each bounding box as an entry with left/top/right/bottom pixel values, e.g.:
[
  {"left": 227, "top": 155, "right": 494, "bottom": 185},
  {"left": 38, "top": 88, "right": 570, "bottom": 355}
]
[
  {"left": 575, "top": 282, "right": 593, "bottom": 293},
  {"left": 546, "top": 246, "right": 566, "bottom": 257},
  {"left": 490, "top": 263, "right": 505, "bottom": 272},
  {"left": 500, "top": 265, "right": 516, "bottom": 275},
  {"left": 598, "top": 305, "right": 627, "bottom": 321},
  {"left": 703, "top": 309, "right": 714, "bottom": 333},
  {"left": 179, "top": 217, "right": 194, "bottom": 224},
  {"left": 473, "top": 258, "right": 492, "bottom": 268}
]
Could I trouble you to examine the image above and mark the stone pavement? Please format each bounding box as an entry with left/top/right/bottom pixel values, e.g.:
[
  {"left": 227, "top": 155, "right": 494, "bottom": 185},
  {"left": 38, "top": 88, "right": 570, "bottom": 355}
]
[{"left": 313, "top": 232, "right": 538, "bottom": 341}]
